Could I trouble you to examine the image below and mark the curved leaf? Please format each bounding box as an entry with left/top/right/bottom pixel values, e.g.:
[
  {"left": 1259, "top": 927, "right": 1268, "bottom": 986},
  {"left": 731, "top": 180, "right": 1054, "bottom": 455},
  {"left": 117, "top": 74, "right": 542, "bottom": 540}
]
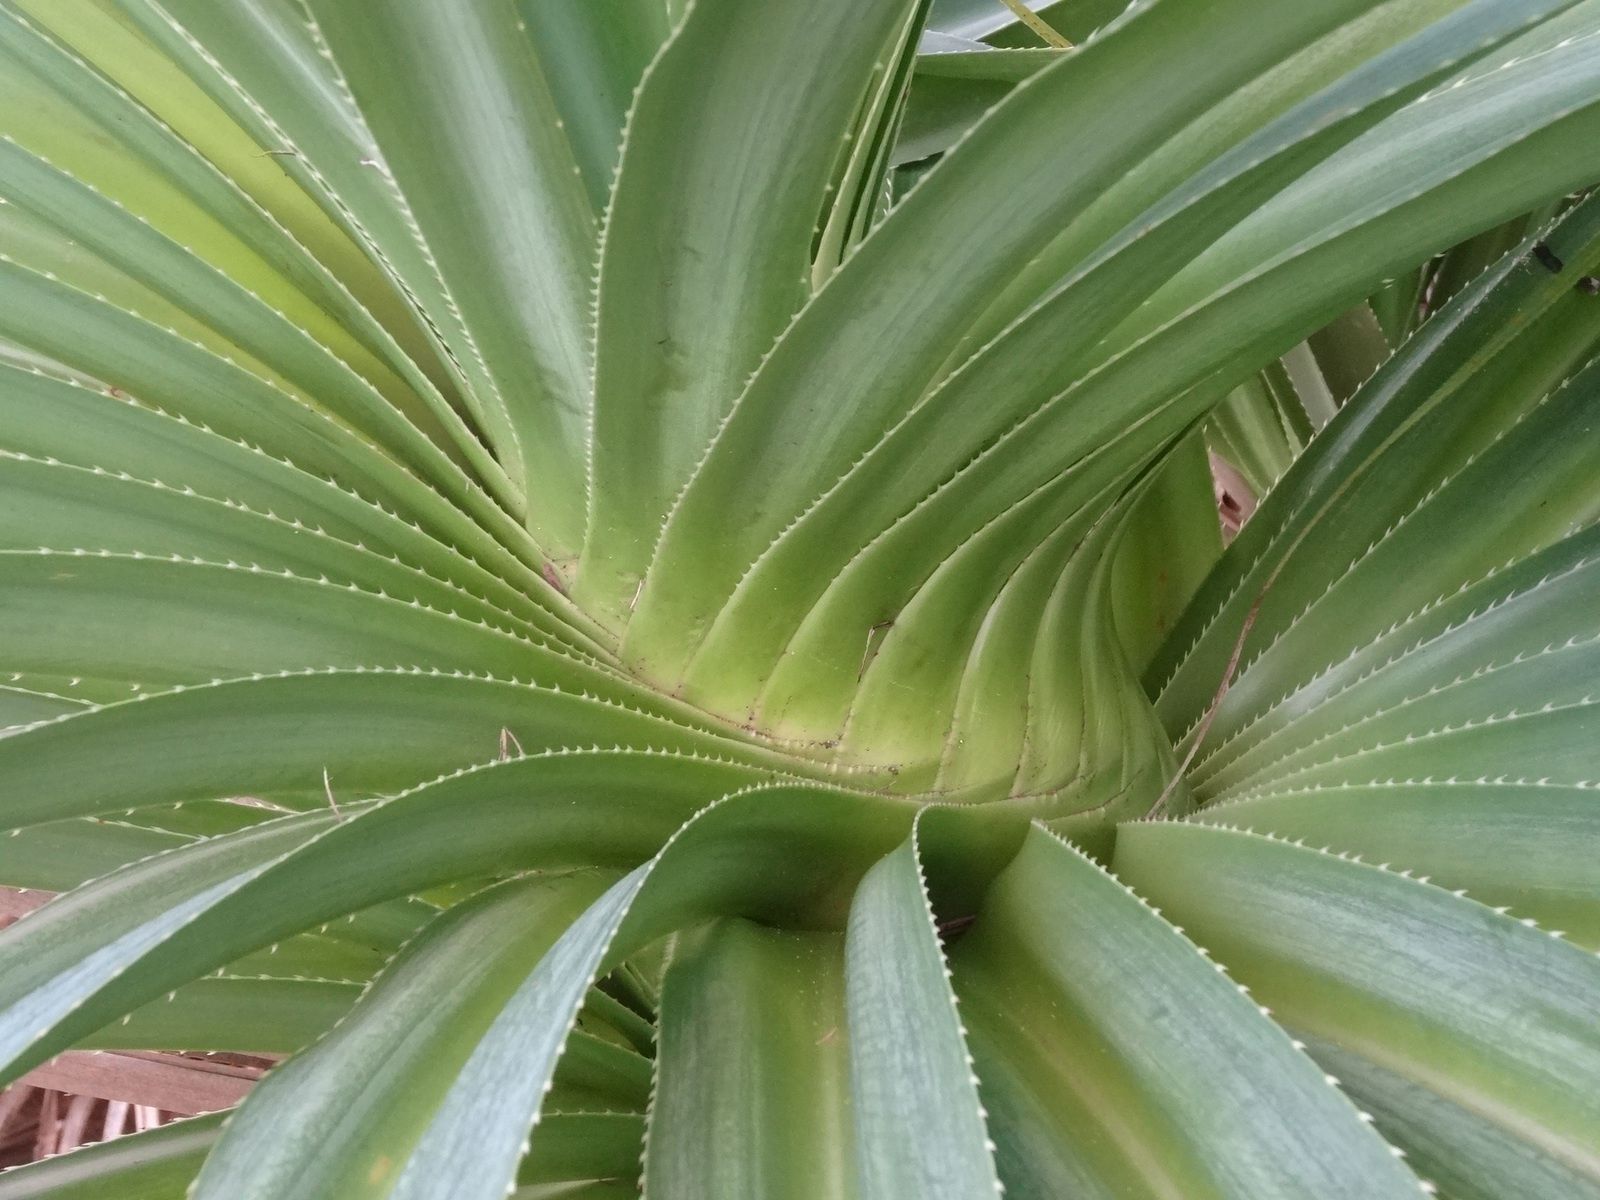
[
  {"left": 950, "top": 825, "right": 1425, "bottom": 1198},
  {"left": 1115, "top": 822, "right": 1600, "bottom": 1195},
  {"left": 844, "top": 819, "right": 1002, "bottom": 1199}
]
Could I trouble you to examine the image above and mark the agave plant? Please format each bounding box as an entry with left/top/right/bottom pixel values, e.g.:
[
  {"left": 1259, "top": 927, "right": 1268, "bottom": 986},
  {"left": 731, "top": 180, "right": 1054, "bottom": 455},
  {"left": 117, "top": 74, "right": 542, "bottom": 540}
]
[{"left": 1, "top": 0, "right": 1598, "bottom": 1196}]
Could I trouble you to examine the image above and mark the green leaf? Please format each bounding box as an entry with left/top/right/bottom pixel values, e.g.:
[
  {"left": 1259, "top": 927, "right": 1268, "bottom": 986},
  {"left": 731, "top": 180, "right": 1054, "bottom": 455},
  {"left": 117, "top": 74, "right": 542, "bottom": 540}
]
[
  {"left": 0, "top": 668, "right": 784, "bottom": 838},
  {"left": 948, "top": 825, "right": 1424, "bottom": 1198},
  {"left": 1305, "top": 303, "right": 1391, "bottom": 409},
  {"left": 77, "top": 976, "right": 359, "bottom": 1057},
  {"left": 0, "top": 751, "right": 766, "bottom": 1086},
  {"left": 630, "top": 0, "right": 1585, "bottom": 726},
  {"left": 192, "top": 872, "right": 611, "bottom": 1200},
  {"left": 0, "top": 550, "right": 589, "bottom": 687},
  {"left": 578, "top": 0, "right": 920, "bottom": 623},
  {"left": 896, "top": 59, "right": 1019, "bottom": 166},
  {"left": 1150, "top": 193, "right": 1600, "bottom": 739},
  {"left": 299, "top": 0, "right": 597, "bottom": 554},
  {"left": 628, "top": 0, "right": 1423, "bottom": 676},
  {"left": 547, "top": 1029, "right": 653, "bottom": 1116},
  {"left": 844, "top": 821, "right": 1001, "bottom": 1199},
  {"left": 0, "top": 0, "right": 405, "bottom": 370},
  {"left": 380, "top": 874, "right": 651, "bottom": 1200},
  {"left": 0, "top": 261, "right": 532, "bottom": 570},
  {"left": 0, "top": 454, "right": 539, "bottom": 638},
  {"left": 87, "top": 0, "right": 534, "bottom": 507},
  {"left": 1206, "top": 364, "right": 1307, "bottom": 496},
  {"left": 0, "top": 135, "right": 482, "bottom": 493},
  {"left": 0, "top": 818, "right": 182, "bottom": 893},
  {"left": 1306, "top": 1036, "right": 1600, "bottom": 1200},
  {"left": 514, "top": 0, "right": 670, "bottom": 209},
  {"left": 0, "top": 362, "right": 598, "bottom": 650},
  {"left": 0, "top": 681, "right": 85, "bottom": 731},
  {"left": 0, "top": 807, "right": 330, "bottom": 1083},
  {"left": 813, "top": 0, "right": 936, "bottom": 276},
  {"left": 0, "top": 668, "right": 800, "bottom": 830},
  {"left": 4, "top": 1, "right": 1600, "bottom": 1194},
  {"left": 1178, "top": 365, "right": 1600, "bottom": 799},
  {"left": 1108, "top": 433, "right": 1224, "bottom": 670},
  {"left": 305, "top": 783, "right": 919, "bottom": 1200},
  {"left": 404, "top": 783, "right": 937, "bottom": 1196},
  {"left": 1198, "top": 782, "right": 1600, "bottom": 948},
  {"left": 645, "top": 921, "right": 855, "bottom": 1200},
  {"left": 1114, "top": 822, "right": 1600, "bottom": 1195},
  {"left": 518, "top": 1113, "right": 645, "bottom": 1190}
]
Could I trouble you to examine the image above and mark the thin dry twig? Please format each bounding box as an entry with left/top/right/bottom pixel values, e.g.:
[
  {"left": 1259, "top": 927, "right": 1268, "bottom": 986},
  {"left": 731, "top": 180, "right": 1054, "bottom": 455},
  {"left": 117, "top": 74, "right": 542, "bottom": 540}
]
[
  {"left": 321, "top": 768, "right": 343, "bottom": 822},
  {"left": 499, "top": 727, "right": 525, "bottom": 761},
  {"left": 996, "top": 0, "right": 1073, "bottom": 48},
  {"left": 1148, "top": 584, "right": 1268, "bottom": 819}
]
